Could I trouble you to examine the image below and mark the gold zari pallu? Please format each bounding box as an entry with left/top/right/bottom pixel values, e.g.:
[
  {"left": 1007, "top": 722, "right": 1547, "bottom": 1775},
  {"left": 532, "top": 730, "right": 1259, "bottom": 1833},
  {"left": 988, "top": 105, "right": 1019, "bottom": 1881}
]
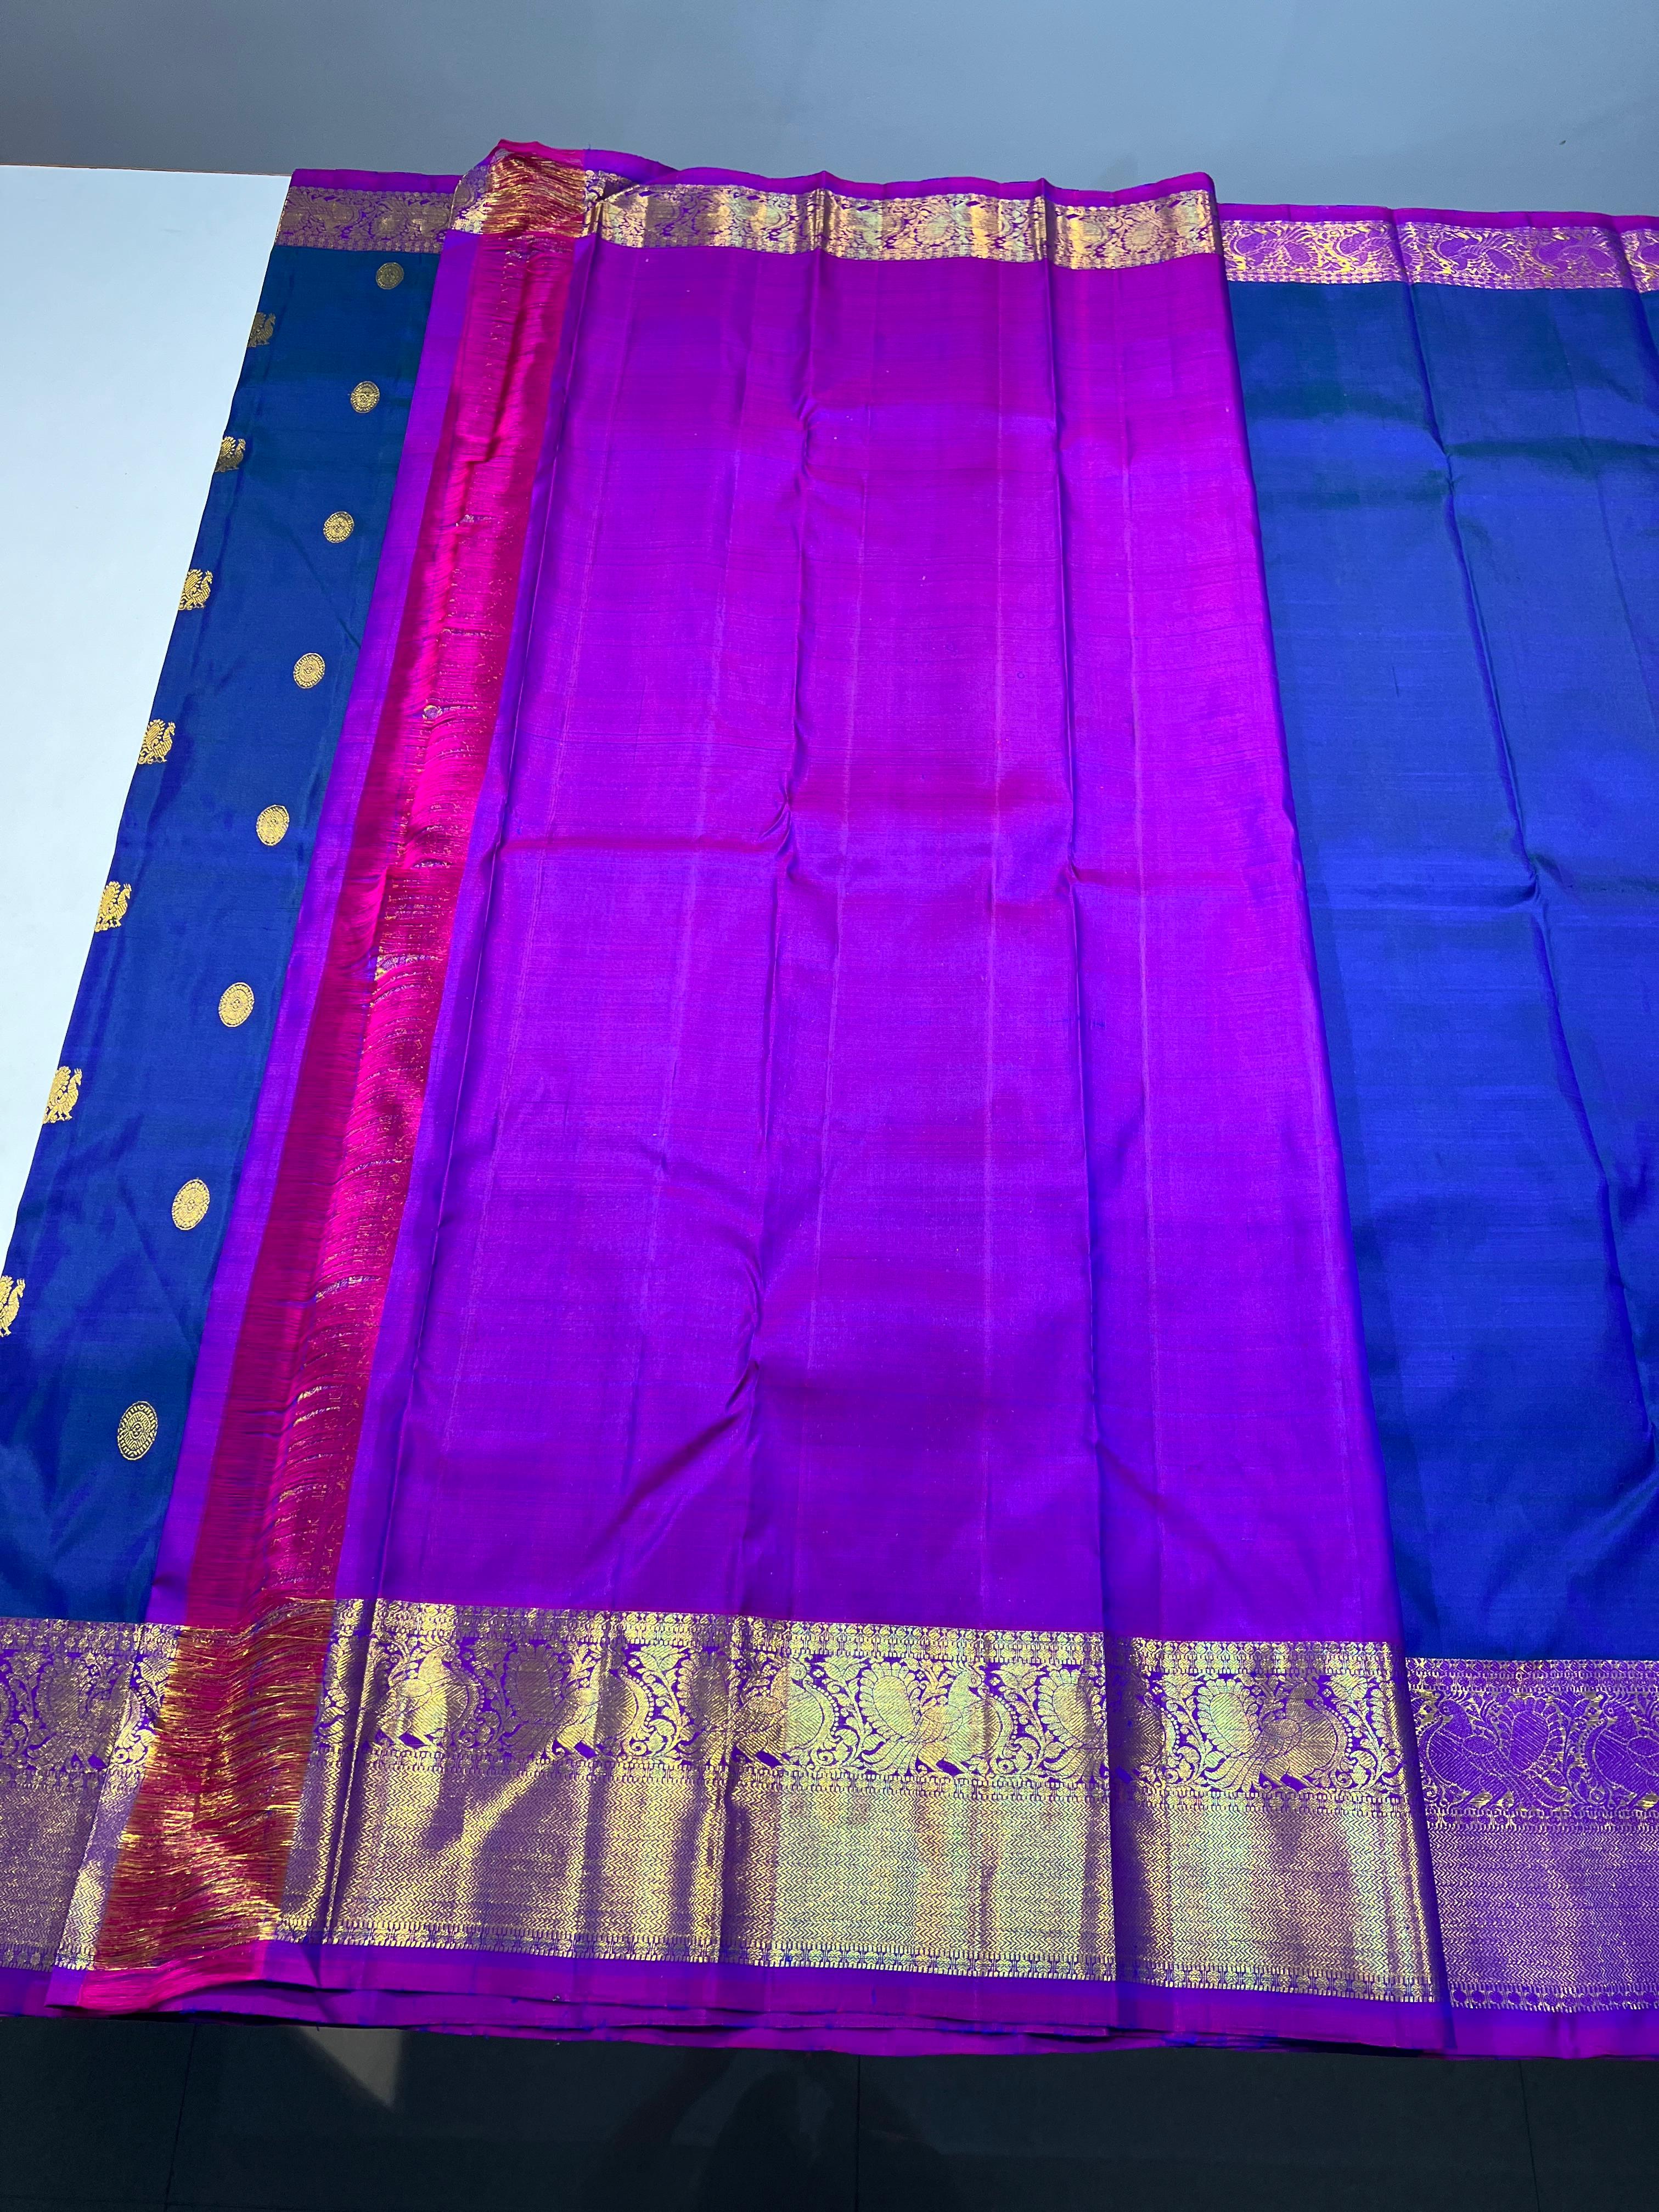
[
  {"left": 6, "top": 1607, "right": 1654, "bottom": 2017},
  {"left": 0, "top": 1605, "right": 1422, "bottom": 2002}
]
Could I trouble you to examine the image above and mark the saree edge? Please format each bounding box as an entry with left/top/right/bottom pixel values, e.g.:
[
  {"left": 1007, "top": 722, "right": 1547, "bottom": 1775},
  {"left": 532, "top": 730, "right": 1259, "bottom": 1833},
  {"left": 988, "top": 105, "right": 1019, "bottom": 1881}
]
[{"left": 0, "top": 1610, "right": 1646, "bottom": 2049}]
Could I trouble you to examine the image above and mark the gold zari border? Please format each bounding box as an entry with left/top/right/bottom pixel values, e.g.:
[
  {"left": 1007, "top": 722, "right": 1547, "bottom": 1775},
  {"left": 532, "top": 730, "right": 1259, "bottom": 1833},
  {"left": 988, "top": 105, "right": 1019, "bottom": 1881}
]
[
  {"left": 33, "top": 1608, "right": 1431, "bottom": 2000},
  {"left": 277, "top": 183, "right": 453, "bottom": 255},
  {"left": 1411, "top": 1656, "right": 1659, "bottom": 2010},
  {"left": 450, "top": 149, "right": 1216, "bottom": 270},
  {"left": 1615, "top": 225, "right": 1659, "bottom": 291},
  {"left": 279, "top": 161, "right": 1658, "bottom": 290},
  {"left": 268, "top": 1607, "right": 1431, "bottom": 2000},
  {"left": 1221, "top": 217, "right": 1405, "bottom": 285},
  {"left": 586, "top": 178, "right": 1216, "bottom": 270},
  {"left": 1222, "top": 213, "right": 1659, "bottom": 291},
  {"left": 21, "top": 1611, "right": 1656, "bottom": 2017},
  {"left": 0, "top": 1618, "right": 176, "bottom": 1971}
]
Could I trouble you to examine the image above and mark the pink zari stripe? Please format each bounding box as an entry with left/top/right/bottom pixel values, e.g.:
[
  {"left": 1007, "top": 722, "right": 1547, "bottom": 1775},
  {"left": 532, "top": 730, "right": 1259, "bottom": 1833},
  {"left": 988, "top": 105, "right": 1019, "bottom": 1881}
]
[{"left": 76, "top": 153, "right": 584, "bottom": 2002}]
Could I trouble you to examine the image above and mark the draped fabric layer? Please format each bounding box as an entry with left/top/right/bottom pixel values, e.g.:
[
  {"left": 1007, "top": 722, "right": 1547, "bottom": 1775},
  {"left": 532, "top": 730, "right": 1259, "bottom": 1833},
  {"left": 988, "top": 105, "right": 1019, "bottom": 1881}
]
[
  {"left": 1230, "top": 205, "right": 1659, "bottom": 2053},
  {"left": 0, "top": 154, "right": 1655, "bottom": 2056}
]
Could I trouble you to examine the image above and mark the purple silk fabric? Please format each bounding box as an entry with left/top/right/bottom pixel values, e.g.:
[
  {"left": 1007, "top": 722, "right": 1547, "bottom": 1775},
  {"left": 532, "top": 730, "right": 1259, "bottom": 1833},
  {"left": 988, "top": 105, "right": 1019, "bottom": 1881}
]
[{"left": 336, "top": 176, "right": 1396, "bottom": 1650}]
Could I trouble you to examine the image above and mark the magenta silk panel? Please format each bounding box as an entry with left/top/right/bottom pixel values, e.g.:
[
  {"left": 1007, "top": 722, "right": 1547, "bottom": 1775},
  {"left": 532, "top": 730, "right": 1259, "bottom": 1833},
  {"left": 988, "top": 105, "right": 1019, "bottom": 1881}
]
[{"left": 341, "top": 173, "right": 1394, "bottom": 1649}]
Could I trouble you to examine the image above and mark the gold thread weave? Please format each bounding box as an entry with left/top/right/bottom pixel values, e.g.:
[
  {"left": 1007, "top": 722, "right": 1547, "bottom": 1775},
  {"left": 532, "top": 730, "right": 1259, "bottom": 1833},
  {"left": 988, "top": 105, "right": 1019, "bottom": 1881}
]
[
  {"left": 53, "top": 1621, "right": 1659, "bottom": 2018},
  {"left": 265, "top": 1605, "right": 1435, "bottom": 2003},
  {"left": 1411, "top": 1656, "right": 1659, "bottom": 2011},
  {"left": 590, "top": 178, "right": 1216, "bottom": 269},
  {"left": 1222, "top": 213, "right": 1649, "bottom": 290},
  {"left": 0, "top": 1619, "right": 176, "bottom": 1972},
  {"left": 277, "top": 186, "right": 451, "bottom": 256},
  {"left": 170, "top": 1179, "right": 210, "bottom": 1231},
  {"left": 449, "top": 148, "right": 1214, "bottom": 269},
  {"left": 116, "top": 1403, "right": 159, "bottom": 1461},
  {"left": 1623, "top": 228, "right": 1659, "bottom": 292},
  {"left": 94, "top": 883, "right": 130, "bottom": 932},
  {"left": 42, "top": 1067, "right": 80, "bottom": 1125},
  {"left": 1221, "top": 217, "right": 1405, "bottom": 284}
]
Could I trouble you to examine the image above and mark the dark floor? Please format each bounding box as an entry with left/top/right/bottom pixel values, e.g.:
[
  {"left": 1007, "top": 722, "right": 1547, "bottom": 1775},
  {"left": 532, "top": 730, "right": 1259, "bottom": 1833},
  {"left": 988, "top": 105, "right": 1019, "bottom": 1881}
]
[{"left": 0, "top": 2013, "right": 1654, "bottom": 2211}]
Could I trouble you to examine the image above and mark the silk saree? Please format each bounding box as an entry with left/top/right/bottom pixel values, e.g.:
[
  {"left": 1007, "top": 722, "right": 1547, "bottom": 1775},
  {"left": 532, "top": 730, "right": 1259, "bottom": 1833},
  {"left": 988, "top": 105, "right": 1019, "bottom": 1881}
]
[{"left": 1, "top": 148, "right": 1656, "bottom": 2055}]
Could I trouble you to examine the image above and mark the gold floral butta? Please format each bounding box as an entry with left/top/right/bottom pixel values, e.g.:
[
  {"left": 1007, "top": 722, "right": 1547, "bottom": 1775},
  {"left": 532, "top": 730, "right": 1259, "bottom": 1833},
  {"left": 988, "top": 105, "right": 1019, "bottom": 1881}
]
[
  {"left": 95, "top": 882, "right": 131, "bottom": 932},
  {"left": 42, "top": 1067, "right": 81, "bottom": 1125}
]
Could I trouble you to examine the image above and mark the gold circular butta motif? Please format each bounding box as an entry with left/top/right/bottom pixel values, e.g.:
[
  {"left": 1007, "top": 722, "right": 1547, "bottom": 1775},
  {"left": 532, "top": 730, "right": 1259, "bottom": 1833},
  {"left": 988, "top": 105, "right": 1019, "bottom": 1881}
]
[
  {"left": 293, "top": 651, "right": 326, "bottom": 689},
  {"left": 349, "top": 379, "right": 381, "bottom": 414},
  {"left": 218, "top": 981, "right": 255, "bottom": 1028},
  {"left": 171, "top": 1178, "right": 210, "bottom": 1232},
  {"left": 375, "top": 261, "right": 405, "bottom": 289},
  {"left": 117, "top": 1401, "right": 159, "bottom": 1461},
  {"left": 256, "top": 803, "right": 291, "bottom": 847},
  {"left": 322, "top": 510, "right": 355, "bottom": 543}
]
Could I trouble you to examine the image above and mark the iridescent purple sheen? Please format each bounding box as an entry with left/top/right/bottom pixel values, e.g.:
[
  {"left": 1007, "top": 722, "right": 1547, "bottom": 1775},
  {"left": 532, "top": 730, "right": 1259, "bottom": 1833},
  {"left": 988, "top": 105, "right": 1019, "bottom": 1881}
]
[{"left": 339, "top": 195, "right": 1396, "bottom": 1651}]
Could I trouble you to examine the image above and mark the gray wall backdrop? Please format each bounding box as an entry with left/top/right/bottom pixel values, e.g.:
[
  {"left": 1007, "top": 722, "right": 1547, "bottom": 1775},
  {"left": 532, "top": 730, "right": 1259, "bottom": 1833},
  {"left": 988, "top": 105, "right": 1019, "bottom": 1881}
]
[{"left": 4, "top": 0, "right": 1656, "bottom": 211}]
